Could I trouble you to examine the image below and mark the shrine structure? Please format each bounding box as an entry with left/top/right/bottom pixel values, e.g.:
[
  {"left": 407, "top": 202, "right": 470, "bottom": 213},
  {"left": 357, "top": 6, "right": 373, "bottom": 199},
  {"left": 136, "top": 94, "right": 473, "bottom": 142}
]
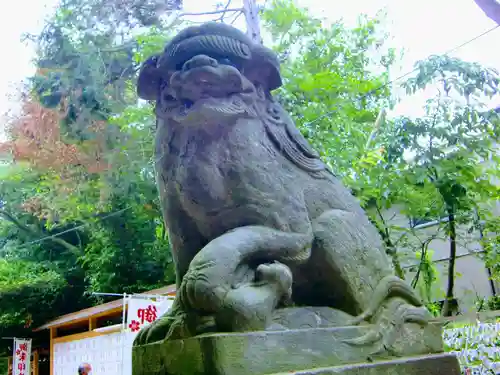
[{"left": 33, "top": 285, "right": 176, "bottom": 375}]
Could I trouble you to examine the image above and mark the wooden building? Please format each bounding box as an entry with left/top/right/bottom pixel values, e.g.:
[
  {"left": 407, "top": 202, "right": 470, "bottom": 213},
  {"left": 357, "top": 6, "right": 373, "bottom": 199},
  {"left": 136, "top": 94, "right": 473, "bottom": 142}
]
[{"left": 33, "top": 285, "right": 176, "bottom": 375}]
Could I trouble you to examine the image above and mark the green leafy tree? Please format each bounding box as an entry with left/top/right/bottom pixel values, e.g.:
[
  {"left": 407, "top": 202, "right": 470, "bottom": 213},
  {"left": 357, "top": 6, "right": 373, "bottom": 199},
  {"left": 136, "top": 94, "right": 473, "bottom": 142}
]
[
  {"left": 385, "top": 55, "right": 500, "bottom": 315},
  {"left": 262, "top": 0, "right": 396, "bottom": 175}
]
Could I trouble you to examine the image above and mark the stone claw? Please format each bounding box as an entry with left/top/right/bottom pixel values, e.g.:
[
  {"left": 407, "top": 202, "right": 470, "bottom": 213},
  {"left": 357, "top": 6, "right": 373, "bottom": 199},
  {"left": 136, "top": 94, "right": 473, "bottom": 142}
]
[
  {"left": 133, "top": 317, "right": 168, "bottom": 346},
  {"left": 133, "top": 311, "right": 190, "bottom": 346},
  {"left": 346, "top": 275, "right": 424, "bottom": 326},
  {"left": 343, "top": 299, "right": 431, "bottom": 358}
]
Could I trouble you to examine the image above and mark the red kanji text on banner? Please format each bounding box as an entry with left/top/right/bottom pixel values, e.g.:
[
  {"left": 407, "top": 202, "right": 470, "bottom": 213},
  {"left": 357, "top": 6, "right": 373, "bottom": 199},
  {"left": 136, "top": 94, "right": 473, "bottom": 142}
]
[{"left": 12, "top": 339, "right": 32, "bottom": 375}]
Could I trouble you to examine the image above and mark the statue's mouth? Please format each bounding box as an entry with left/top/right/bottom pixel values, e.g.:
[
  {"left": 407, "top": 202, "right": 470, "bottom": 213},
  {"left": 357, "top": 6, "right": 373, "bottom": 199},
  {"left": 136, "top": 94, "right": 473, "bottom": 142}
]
[
  {"left": 169, "top": 54, "right": 254, "bottom": 103},
  {"left": 156, "top": 54, "right": 257, "bottom": 120}
]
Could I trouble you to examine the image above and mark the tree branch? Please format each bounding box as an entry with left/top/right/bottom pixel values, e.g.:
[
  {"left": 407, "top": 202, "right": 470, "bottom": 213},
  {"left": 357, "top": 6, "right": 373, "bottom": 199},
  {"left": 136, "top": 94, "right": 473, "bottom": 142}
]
[
  {"left": 373, "top": 203, "right": 405, "bottom": 279},
  {"left": 0, "top": 210, "right": 32, "bottom": 234},
  {"left": 229, "top": 11, "right": 244, "bottom": 25},
  {"left": 410, "top": 236, "right": 435, "bottom": 289},
  {"left": 473, "top": 0, "right": 500, "bottom": 25},
  {"left": 365, "top": 108, "right": 386, "bottom": 150},
  {"left": 218, "top": 0, "right": 234, "bottom": 22},
  {"left": 0, "top": 210, "right": 81, "bottom": 256},
  {"left": 178, "top": 8, "right": 243, "bottom": 17}
]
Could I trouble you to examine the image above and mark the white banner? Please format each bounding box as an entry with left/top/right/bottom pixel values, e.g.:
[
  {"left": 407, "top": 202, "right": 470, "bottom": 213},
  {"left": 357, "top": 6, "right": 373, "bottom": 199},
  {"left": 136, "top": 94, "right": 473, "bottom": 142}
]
[
  {"left": 125, "top": 295, "right": 173, "bottom": 334},
  {"left": 121, "top": 295, "right": 174, "bottom": 375},
  {"left": 12, "top": 339, "right": 31, "bottom": 375}
]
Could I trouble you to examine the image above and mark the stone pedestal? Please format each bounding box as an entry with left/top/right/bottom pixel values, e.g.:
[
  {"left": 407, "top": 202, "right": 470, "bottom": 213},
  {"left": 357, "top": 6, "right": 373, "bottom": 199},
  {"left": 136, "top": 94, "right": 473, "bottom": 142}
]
[
  {"left": 268, "top": 354, "right": 461, "bottom": 374},
  {"left": 132, "top": 323, "right": 461, "bottom": 375}
]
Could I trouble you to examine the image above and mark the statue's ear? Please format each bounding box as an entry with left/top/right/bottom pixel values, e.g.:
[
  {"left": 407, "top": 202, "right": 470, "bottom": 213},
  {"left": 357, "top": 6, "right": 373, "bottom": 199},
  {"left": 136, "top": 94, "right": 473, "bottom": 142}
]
[
  {"left": 137, "top": 54, "right": 162, "bottom": 100},
  {"left": 244, "top": 44, "right": 282, "bottom": 92}
]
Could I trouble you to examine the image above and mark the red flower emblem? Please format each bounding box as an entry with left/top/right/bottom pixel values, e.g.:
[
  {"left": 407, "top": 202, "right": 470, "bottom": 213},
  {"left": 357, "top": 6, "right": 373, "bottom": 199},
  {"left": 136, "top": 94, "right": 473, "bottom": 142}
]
[{"left": 129, "top": 319, "right": 141, "bottom": 332}]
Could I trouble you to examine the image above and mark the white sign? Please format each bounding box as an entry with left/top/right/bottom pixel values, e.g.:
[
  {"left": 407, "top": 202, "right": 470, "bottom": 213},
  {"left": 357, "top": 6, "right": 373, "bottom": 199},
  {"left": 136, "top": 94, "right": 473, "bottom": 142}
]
[
  {"left": 12, "top": 339, "right": 31, "bottom": 375},
  {"left": 125, "top": 296, "right": 173, "bottom": 334}
]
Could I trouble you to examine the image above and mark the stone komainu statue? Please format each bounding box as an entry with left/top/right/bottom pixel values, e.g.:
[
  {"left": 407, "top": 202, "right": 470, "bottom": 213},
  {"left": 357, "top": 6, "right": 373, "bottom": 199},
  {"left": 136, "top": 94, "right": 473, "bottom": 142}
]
[{"left": 134, "top": 22, "right": 431, "bottom": 357}]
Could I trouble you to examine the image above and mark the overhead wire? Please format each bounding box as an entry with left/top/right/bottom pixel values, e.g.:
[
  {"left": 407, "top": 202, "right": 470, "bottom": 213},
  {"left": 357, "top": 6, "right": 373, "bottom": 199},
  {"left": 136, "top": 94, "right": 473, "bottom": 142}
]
[
  {"left": 19, "top": 207, "right": 132, "bottom": 248},
  {"left": 4, "top": 21, "right": 499, "bottom": 252}
]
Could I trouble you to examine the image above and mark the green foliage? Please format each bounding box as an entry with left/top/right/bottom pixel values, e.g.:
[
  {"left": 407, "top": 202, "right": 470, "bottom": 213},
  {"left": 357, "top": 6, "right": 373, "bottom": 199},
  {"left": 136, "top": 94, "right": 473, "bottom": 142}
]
[
  {"left": 480, "top": 208, "right": 500, "bottom": 282},
  {"left": 0, "top": 259, "right": 66, "bottom": 325},
  {"left": 485, "top": 295, "right": 500, "bottom": 310},
  {"left": 413, "top": 249, "right": 439, "bottom": 304},
  {"left": 426, "top": 302, "right": 442, "bottom": 318},
  {"left": 395, "top": 56, "right": 500, "bottom": 203},
  {"left": 377, "top": 57, "right": 500, "bottom": 315},
  {"left": 395, "top": 57, "right": 500, "bottom": 313},
  {"left": 134, "top": 26, "right": 177, "bottom": 64},
  {"left": 262, "top": 0, "right": 396, "bottom": 175},
  {"left": 476, "top": 295, "right": 500, "bottom": 311},
  {"left": 0, "top": 357, "right": 7, "bottom": 375},
  {"left": 81, "top": 202, "right": 174, "bottom": 294}
]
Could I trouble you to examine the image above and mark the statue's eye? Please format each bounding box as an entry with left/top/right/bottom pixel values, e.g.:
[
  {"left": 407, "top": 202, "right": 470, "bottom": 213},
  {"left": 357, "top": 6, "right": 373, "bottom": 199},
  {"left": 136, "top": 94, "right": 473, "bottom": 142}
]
[
  {"left": 182, "top": 99, "right": 194, "bottom": 109},
  {"left": 176, "top": 61, "right": 186, "bottom": 70},
  {"left": 218, "top": 58, "right": 241, "bottom": 70}
]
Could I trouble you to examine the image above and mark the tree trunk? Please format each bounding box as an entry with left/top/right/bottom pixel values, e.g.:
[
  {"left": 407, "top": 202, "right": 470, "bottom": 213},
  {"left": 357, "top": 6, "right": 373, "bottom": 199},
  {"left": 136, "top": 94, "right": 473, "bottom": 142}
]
[
  {"left": 411, "top": 242, "right": 429, "bottom": 289},
  {"left": 388, "top": 245, "right": 406, "bottom": 280},
  {"left": 376, "top": 227, "right": 405, "bottom": 279},
  {"left": 442, "top": 211, "right": 457, "bottom": 317},
  {"left": 475, "top": 210, "right": 497, "bottom": 296},
  {"left": 473, "top": 0, "right": 500, "bottom": 25},
  {"left": 243, "top": 0, "right": 262, "bottom": 43},
  {"left": 370, "top": 210, "right": 406, "bottom": 280},
  {"left": 0, "top": 209, "right": 81, "bottom": 256}
]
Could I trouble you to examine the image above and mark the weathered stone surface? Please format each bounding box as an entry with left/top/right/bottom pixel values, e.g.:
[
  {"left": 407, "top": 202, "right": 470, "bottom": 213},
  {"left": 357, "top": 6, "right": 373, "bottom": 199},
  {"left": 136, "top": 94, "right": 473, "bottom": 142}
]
[
  {"left": 270, "top": 354, "right": 462, "bottom": 375},
  {"left": 132, "top": 324, "right": 445, "bottom": 375}
]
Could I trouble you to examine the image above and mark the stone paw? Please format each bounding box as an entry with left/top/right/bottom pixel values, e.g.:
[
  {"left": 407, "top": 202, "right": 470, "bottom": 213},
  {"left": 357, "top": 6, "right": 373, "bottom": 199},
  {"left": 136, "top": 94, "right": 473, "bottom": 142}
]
[
  {"left": 133, "top": 313, "right": 188, "bottom": 346},
  {"left": 255, "top": 261, "right": 293, "bottom": 303},
  {"left": 347, "top": 275, "right": 424, "bottom": 326},
  {"left": 133, "top": 317, "right": 167, "bottom": 346},
  {"left": 342, "top": 299, "right": 431, "bottom": 357}
]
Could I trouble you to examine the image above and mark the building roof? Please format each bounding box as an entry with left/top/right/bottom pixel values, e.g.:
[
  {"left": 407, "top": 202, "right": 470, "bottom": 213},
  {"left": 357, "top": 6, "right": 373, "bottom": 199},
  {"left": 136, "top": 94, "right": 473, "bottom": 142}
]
[{"left": 35, "top": 284, "right": 176, "bottom": 331}]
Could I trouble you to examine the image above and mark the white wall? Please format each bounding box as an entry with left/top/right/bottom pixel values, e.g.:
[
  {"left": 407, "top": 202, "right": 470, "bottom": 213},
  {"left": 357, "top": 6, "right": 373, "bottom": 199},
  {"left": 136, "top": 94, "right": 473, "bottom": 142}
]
[
  {"left": 373, "top": 204, "right": 497, "bottom": 311},
  {"left": 53, "top": 331, "right": 126, "bottom": 375}
]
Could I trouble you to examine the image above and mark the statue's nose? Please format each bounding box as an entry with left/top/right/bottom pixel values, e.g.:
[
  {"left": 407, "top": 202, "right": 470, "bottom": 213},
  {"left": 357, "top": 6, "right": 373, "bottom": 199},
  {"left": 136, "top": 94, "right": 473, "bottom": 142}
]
[{"left": 182, "top": 55, "right": 218, "bottom": 71}]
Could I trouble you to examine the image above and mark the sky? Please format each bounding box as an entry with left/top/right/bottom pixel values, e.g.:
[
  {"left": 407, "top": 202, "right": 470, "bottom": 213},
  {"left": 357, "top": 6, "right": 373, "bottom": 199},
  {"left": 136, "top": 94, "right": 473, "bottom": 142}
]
[{"left": 0, "top": 0, "right": 499, "bottom": 140}]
